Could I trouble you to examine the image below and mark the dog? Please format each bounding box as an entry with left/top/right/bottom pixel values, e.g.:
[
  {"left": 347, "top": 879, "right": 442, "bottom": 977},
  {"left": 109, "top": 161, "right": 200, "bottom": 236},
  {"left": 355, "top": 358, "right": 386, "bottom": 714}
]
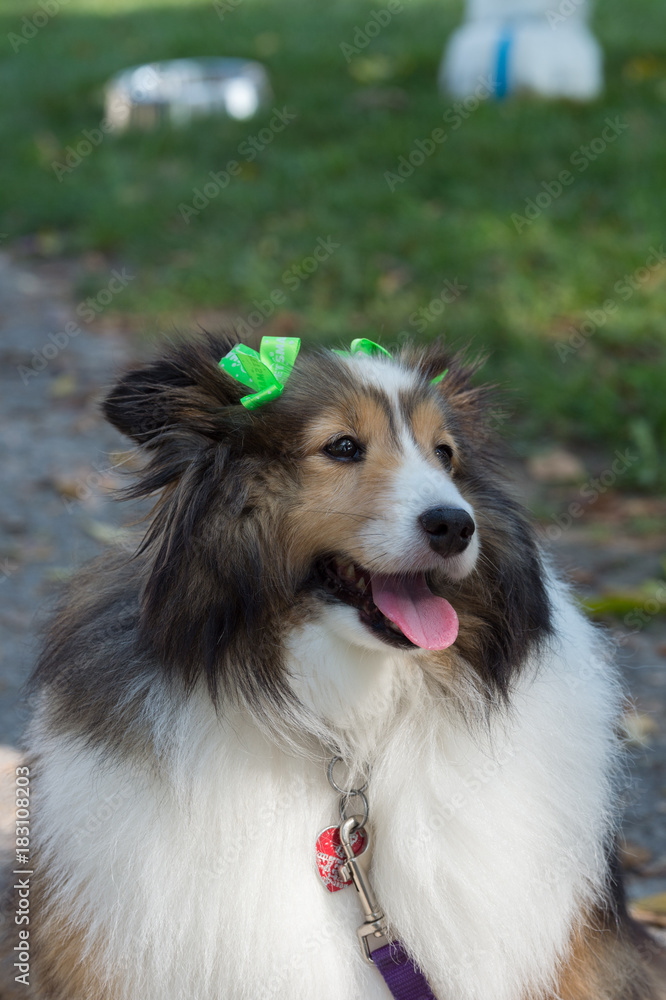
[{"left": 9, "top": 335, "right": 665, "bottom": 999}]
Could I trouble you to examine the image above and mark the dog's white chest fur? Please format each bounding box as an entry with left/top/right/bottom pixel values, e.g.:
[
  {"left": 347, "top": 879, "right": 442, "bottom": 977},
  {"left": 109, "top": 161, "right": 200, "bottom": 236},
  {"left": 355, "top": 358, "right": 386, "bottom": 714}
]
[{"left": 30, "top": 584, "right": 620, "bottom": 1000}]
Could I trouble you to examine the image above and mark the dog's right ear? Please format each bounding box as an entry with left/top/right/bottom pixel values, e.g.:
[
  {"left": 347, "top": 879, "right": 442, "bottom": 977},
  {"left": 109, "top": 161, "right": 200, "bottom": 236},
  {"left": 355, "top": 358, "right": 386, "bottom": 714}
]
[{"left": 103, "top": 335, "right": 246, "bottom": 449}]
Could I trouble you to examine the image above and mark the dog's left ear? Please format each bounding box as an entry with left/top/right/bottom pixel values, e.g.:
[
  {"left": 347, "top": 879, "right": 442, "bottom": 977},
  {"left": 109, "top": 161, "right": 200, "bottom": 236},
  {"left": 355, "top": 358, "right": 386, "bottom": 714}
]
[
  {"left": 410, "top": 344, "right": 503, "bottom": 453},
  {"left": 103, "top": 335, "right": 246, "bottom": 449},
  {"left": 408, "top": 342, "right": 488, "bottom": 409},
  {"left": 137, "top": 441, "right": 295, "bottom": 711},
  {"left": 105, "top": 336, "right": 296, "bottom": 711}
]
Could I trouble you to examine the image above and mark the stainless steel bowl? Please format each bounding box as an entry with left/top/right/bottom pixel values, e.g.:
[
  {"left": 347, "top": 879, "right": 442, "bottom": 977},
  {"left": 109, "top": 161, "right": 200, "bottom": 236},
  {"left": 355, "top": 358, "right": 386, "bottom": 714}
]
[{"left": 105, "top": 58, "right": 272, "bottom": 131}]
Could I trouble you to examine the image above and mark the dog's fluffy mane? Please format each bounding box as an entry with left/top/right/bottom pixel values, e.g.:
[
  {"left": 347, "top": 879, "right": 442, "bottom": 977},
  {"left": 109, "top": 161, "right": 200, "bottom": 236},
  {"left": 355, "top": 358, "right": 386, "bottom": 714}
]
[{"left": 31, "top": 333, "right": 551, "bottom": 754}]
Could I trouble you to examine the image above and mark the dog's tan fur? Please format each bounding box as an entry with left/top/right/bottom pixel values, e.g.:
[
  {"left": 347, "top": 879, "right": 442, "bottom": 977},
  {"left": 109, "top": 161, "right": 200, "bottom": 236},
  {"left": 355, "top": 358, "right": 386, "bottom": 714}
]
[{"left": 549, "top": 909, "right": 666, "bottom": 1000}]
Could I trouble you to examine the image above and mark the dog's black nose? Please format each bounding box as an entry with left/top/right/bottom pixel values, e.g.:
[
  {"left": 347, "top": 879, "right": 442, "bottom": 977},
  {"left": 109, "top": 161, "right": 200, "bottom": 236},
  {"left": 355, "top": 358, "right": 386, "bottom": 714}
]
[{"left": 419, "top": 506, "right": 475, "bottom": 557}]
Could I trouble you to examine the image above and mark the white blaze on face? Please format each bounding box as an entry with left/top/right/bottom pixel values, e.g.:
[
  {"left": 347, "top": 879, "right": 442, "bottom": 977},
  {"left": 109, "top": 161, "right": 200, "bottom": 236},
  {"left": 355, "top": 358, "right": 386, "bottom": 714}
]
[
  {"left": 363, "top": 431, "right": 480, "bottom": 579},
  {"left": 346, "top": 354, "right": 480, "bottom": 580}
]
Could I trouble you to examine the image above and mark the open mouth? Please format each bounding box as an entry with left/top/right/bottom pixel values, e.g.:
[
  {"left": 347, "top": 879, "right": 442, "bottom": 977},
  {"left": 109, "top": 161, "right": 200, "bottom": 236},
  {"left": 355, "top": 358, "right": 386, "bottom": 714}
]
[{"left": 315, "top": 556, "right": 459, "bottom": 651}]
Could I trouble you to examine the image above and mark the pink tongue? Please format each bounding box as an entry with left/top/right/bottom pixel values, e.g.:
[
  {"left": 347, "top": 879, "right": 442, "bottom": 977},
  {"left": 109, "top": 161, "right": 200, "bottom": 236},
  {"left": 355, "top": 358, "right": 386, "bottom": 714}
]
[{"left": 371, "top": 574, "right": 459, "bottom": 650}]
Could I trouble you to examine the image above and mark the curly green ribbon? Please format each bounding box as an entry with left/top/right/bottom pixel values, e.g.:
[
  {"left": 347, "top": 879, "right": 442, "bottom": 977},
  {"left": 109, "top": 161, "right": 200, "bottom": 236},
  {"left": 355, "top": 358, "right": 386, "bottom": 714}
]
[
  {"left": 218, "top": 336, "right": 301, "bottom": 410},
  {"left": 332, "top": 338, "right": 392, "bottom": 359},
  {"left": 334, "top": 338, "right": 447, "bottom": 384}
]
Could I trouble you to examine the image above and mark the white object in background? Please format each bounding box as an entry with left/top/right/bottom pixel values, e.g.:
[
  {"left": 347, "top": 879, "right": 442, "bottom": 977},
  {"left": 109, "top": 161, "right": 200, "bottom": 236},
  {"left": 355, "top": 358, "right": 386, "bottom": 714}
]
[
  {"left": 440, "top": 0, "right": 603, "bottom": 101},
  {"left": 105, "top": 58, "right": 272, "bottom": 132}
]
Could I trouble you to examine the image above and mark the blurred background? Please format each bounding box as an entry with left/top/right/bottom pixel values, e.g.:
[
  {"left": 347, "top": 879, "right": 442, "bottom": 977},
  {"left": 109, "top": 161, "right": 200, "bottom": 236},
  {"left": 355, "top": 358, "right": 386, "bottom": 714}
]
[{"left": 0, "top": 0, "right": 664, "bottom": 932}]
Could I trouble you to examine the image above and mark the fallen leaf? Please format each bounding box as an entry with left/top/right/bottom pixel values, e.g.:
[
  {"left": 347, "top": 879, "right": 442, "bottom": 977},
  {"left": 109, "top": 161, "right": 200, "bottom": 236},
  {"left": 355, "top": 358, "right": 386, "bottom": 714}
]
[
  {"left": 254, "top": 31, "right": 281, "bottom": 57},
  {"left": 81, "top": 520, "right": 136, "bottom": 548},
  {"left": 349, "top": 54, "right": 395, "bottom": 85},
  {"left": 621, "top": 711, "right": 659, "bottom": 747},
  {"left": 527, "top": 448, "right": 586, "bottom": 484},
  {"left": 640, "top": 855, "right": 666, "bottom": 878},
  {"left": 623, "top": 55, "right": 666, "bottom": 82},
  {"left": 580, "top": 581, "right": 666, "bottom": 620},
  {"left": 51, "top": 474, "right": 83, "bottom": 500},
  {"left": 42, "top": 566, "right": 76, "bottom": 584},
  {"left": 631, "top": 892, "right": 666, "bottom": 928},
  {"left": 619, "top": 840, "right": 653, "bottom": 871},
  {"left": 49, "top": 373, "right": 78, "bottom": 399}
]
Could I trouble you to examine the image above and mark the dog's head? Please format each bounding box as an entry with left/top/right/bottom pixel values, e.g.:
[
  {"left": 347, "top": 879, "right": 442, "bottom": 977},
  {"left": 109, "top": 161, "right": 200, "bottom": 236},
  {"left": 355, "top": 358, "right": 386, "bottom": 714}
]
[{"left": 104, "top": 335, "right": 551, "bottom": 715}]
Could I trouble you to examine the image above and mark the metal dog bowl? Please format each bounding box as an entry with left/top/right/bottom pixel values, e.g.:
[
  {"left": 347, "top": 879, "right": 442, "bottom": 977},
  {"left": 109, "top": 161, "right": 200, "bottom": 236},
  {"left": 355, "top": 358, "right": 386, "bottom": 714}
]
[{"left": 104, "top": 58, "right": 272, "bottom": 131}]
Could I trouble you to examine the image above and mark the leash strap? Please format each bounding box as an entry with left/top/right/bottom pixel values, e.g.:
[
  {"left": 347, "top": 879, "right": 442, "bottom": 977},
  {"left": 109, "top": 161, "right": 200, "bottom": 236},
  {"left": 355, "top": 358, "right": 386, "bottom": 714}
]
[
  {"left": 322, "top": 758, "right": 438, "bottom": 998},
  {"left": 372, "top": 941, "right": 438, "bottom": 1000}
]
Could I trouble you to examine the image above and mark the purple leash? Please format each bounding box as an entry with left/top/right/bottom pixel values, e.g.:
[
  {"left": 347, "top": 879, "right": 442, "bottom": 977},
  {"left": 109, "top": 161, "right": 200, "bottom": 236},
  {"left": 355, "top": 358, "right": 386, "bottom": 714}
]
[
  {"left": 372, "top": 940, "right": 438, "bottom": 1000},
  {"left": 321, "top": 758, "right": 438, "bottom": 1000},
  {"left": 336, "top": 817, "right": 438, "bottom": 999}
]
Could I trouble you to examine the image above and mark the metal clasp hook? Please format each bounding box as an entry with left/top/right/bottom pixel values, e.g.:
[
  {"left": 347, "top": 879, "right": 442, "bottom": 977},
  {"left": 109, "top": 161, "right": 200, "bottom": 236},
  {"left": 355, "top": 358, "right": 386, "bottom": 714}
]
[{"left": 338, "top": 817, "right": 389, "bottom": 964}]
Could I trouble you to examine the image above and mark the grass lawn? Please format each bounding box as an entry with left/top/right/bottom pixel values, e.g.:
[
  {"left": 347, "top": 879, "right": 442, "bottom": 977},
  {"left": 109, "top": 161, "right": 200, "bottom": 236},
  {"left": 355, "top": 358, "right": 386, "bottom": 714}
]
[{"left": 1, "top": 0, "right": 666, "bottom": 485}]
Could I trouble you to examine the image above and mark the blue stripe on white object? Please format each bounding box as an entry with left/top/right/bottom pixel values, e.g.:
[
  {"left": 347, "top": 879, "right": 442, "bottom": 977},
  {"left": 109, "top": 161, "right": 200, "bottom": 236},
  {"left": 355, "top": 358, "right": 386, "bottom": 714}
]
[
  {"left": 439, "top": 7, "right": 602, "bottom": 102},
  {"left": 494, "top": 27, "right": 513, "bottom": 98}
]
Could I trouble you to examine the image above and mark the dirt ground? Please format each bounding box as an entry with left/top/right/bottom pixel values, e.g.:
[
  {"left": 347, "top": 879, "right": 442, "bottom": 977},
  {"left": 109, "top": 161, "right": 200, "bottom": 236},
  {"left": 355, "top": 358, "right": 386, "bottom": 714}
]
[{"left": 0, "top": 250, "right": 664, "bottom": 923}]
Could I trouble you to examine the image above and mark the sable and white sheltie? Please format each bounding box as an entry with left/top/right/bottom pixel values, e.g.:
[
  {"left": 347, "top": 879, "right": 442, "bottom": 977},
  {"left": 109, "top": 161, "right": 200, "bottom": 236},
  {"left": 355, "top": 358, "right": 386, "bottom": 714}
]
[{"left": 7, "top": 336, "right": 665, "bottom": 999}]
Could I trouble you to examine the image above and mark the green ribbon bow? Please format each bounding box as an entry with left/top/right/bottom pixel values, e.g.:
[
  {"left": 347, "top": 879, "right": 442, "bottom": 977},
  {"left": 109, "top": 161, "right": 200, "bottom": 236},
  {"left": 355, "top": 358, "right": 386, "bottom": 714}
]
[
  {"left": 332, "top": 338, "right": 393, "bottom": 359},
  {"left": 218, "top": 336, "right": 301, "bottom": 410},
  {"left": 334, "top": 338, "right": 447, "bottom": 384}
]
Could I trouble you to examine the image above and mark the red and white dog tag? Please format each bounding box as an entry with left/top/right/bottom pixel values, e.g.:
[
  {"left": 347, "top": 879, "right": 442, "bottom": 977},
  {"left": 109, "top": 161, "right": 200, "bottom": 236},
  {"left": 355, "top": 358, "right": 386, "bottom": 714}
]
[{"left": 315, "top": 824, "right": 367, "bottom": 892}]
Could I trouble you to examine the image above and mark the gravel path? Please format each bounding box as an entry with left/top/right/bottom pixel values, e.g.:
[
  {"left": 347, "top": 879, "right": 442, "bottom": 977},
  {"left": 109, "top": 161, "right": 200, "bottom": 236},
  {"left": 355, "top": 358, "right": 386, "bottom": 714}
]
[
  {"left": 0, "top": 251, "right": 664, "bottom": 911},
  {"left": 0, "top": 252, "right": 137, "bottom": 744}
]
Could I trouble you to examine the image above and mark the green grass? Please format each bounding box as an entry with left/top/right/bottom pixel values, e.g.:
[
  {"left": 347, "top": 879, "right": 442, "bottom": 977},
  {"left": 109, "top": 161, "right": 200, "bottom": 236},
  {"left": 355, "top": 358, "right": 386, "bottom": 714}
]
[{"left": 2, "top": 0, "right": 666, "bottom": 485}]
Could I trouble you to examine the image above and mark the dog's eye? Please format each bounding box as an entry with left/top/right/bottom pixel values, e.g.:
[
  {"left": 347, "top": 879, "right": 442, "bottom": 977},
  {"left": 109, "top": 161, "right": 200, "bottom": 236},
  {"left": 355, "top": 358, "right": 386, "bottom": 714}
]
[
  {"left": 324, "top": 437, "right": 363, "bottom": 462},
  {"left": 435, "top": 444, "right": 453, "bottom": 470}
]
